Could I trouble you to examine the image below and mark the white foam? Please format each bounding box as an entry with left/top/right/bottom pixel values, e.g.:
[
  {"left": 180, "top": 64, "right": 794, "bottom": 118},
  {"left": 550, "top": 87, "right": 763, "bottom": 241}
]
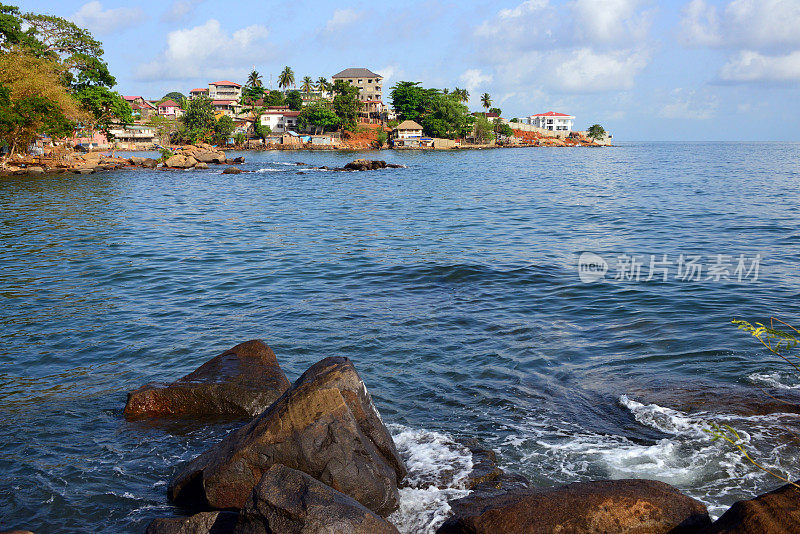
[
  {"left": 388, "top": 424, "right": 473, "bottom": 534},
  {"left": 748, "top": 371, "right": 800, "bottom": 389}
]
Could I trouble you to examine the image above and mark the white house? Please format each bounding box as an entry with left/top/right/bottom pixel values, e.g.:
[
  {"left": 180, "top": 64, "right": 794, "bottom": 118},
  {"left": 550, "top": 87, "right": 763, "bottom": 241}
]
[
  {"left": 208, "top": 80, "right": 242, "bottom": 101},
  {"left": 393, "top": 120, "right": 423, "bottom": 139},
  {"left": 526, "top": 112, "right": 574, "bottom": 132},
  {"left": 157, "top": 99, "right": 183, "bottom": 117},
  {"left": 259, "top": 110, "right": 301, "bottom": 133}
]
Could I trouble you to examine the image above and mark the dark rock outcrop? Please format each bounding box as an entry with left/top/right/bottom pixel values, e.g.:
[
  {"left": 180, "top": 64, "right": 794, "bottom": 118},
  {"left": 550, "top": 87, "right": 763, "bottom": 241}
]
[
  {"left": 168, "top": 356, "right": 406, "bottom": 516},
  {"left": 146, "top": 511, "right": 238, "bottom": 534},
  {"left": 234, "top": 464, "right": 400, "bottom": 534},
  {"left": 142, "top": 158, "right": 158, "bottom": 168},
  {"left": 124, "top": 340, "right": 290, "bottom": 420},
  {"left": 438, "top": 478, "right": 711, "bottom": 534},
  {"left": 222, "top": 167, "right": 244, "bottom": 174},
  {"left": 458, "top": 439, "right": 504, "bottom": 489},
  {"left": 701, "top": 481, "right": 800, "bottom": 533}
]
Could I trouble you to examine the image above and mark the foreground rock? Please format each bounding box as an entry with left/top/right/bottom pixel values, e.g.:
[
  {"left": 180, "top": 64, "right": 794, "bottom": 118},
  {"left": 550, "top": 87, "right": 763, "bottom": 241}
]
[
  {"left": 221, "top": 167, "right": 245, "bottom": 174},
  {"left": 124, "top": 340, "right": 290, "bottom": 420},
  {"left": 341, "top": 159, "right": 406, "bottom": 171},
  {"left": 701, "top": 481, "right": 800, "bottom": 533},
  {"left": 164, "top": 154, "right": 198, "bottom": 169},
  {"left": 235, "top": 464, "right": 400, "bottom": 534},
  {"left": 146, "top": 511, "right": 238, "bottom": 534},
  {"left": 438, "top": 478, "right": 711, "bottom": 534},
  {"left": 169, "top": 356, "right": 406, "bottom": 516}
]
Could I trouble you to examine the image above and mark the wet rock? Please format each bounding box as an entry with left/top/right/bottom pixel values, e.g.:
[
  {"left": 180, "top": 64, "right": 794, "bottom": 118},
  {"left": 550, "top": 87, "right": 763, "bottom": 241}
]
[
  {"left": 165, "top": 154, "right": 197, "bottom": 168},
  {"left": 438, "top": 478, "right": 711, "bottom": 534},
  {"left": 129, "top": 156, "right": 146, "bottom": 166},
  {"left": 73, "top": 167, "right": 95, "bottom": 175},
  {"left": 458, "top": 439, "right": 503, "bottom": 489},
  {"left": 344, "top": 159, "right": 388, "bottom": 171},
  {"left": 230, "top": 156, "right": 245, "bottom": 164},
  {"left": 26, "top": 166, "right": 44, "bottom": 174},
  {"left": 192, "top": 150, "right": 227, "bottom": 164},
  {"left": 142, "top": 158, "right": 158, "bottom": 169},
  {"left": 234, "top": 464, "right": 400, "bottom": 534},
  {"left": 169, "top": 356, "right": 406, "bottom": 516},
  {"left": 294, "top": 162, "right": 306, "bottom": 165},
  {"left": 146, "top": 511, "right": 238, "bottom": 534},
  {"left": 222, "top": 167, "right": 244, "bottom": 174},
  {"left": 701, "top": 481, "right": 800, "bottom": 533},
  {"left": 124, "top": 339, "right": 290, "bottom": 420},
  {"left": 195, "top": 162, "right": 209, "bottom": 170},
  {"left": 386, "top": 163, "right": 406, "bottom": 168}
]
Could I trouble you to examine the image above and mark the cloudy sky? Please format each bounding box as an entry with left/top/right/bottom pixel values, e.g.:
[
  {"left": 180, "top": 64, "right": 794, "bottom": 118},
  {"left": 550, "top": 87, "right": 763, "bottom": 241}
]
[{"left": 15, "top": 0, "right": 800, "bottom": 140}]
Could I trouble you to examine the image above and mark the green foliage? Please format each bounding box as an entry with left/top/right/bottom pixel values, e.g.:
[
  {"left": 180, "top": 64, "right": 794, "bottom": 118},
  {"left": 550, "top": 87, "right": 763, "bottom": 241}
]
[
  {"left": 389, "top": 81, "right": 433, "bottom": 123},
  {"left": 316, "top": 77, "right": 329, "bottom": 93},
  {"left": 473, "top": 115, "right": 495, "bottom": 143},
  {"left": 160, "top": 91, "right": 185, "bottom": 104},
  {"left": 297, "top": 102, "right": 339, "bottom": 133},
  {"left": 498, "top": 123, "right": 514, "bottom": 138},
  {"left": 285, "top": 90, "right": 302, "bottom": 111},
  {"left": 241, "top": 85, "right": 265, "bottom": 106},
  {"left": 233, "top": 132, "right": 246, "bottom": 145},
  {"left": 375, "top": 129, "right": 388, "bottom": 148},
  {"left": 213, "top": 115, "right": 234, "bottom": 144},
  {"left": 510, "top": 117, "right": 519, "bottom": 123},
  {"left": 489, "top": 107, "right": 501, "bottom": 116},
  {"left": 278, "top": 66, "right": 294, "bottom": 90},
  {"left": 301, "top": 76, "right": 313, "bottom": 94},
  {"left": 73, "top": 85, "right": 132, "bottom": 137},
  {"left": 262, "top": 90, "right": 284, "bottom": 107},
  {"left": 332, "top": 80, "right": 361, "bottom": 131},
  {"left": 587, "top": 124, "right": 606, "bottom": 141},
  {"left": 0, "top": 81, "right": 73, "bottom": 151},
  {"left": 158, "top": 147, "right": 173, "bottom": 162},
  {"left": 181, "top": 95, "right": 215, "bottom": 131},
  {"left": 254, "top": 121, "right": 271, "bottom": 140},
  {"left": 481, "top": 93, "right": 491, "bottom": 110},
  {"left": 420, "top": 95, "right": 473, "bottom": 139},
  {"left": 246, "top": 69, "right": 262, "bottom": 89}
]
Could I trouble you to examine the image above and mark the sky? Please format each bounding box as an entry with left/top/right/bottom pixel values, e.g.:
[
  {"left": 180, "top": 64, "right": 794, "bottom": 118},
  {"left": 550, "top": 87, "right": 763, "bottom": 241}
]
[{"left": 15, "top": 0, "right": 800, "bottom": 141}]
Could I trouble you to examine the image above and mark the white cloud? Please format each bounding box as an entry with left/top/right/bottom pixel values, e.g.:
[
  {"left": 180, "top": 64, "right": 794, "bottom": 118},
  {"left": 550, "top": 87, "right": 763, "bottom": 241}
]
[
  {"left": 377, "top": 65, "right": 403, "bottom": 88},
  {"left": 459, "top": 69, "right": 493, "bottom": 93},
  {"left": 323, "top": 9, "right": 363, "bottom": 34},
  {"left": 162, "top": 0, "right": 204, "bottom": 23},
  {"left": 570, "top": 0, "right": 652, "bottom": 45},
  {"left": 681, "top": 0, "right": 800, "bottom": 50},
  {"left": 498, "top": 0, "right": 549, "bottom": 19},
  {"left": 551, "top": 48, "right": 650, "bottom": 92},
  {"left": 718, "top": 50, "right": 800, "bottom": 83},
  {"left": 136, "top": 19, "right": 272, "bottom": 81},
  {"left": 659, "top": 88, "right": 718, "bottom": 119},
  {"left": 71, "top": 1, "right": 145, "bottom": 34}
]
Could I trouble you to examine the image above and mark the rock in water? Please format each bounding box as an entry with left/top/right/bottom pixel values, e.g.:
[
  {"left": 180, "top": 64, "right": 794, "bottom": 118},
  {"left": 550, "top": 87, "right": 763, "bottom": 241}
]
[
  {"left": 437, "top": 478, "right": 711, "bottom": 534},
  {"left": 169, "top": 356, "right": 406, "bottom": 516},
  {"left": 124, "top": 340, "right": 290, "bottom": 420},
  {"left": 146, "top": 511, "right": 238, "bottom": 534},
  {"left": 222, "top": 167, "right": 244, "bottom": 174},
  {"left": 702, "top": 481, "right": 800, "bottom": 533},
  {"left": 234, "top": 464, "right": 400, "bottom": 534}
]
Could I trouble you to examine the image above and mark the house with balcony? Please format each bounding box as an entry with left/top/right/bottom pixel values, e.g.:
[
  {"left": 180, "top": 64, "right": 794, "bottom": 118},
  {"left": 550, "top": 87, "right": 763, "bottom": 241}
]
[
  {"left": 108, "top": 124, "right": 159, "bottom": 149},
  {"left": 157, "top": 99, "right": 183, "bottom": 117},
  {"left": 208, "top": 81, "right": 242, "bottom": 101},
  {"left": 525, "top": 111, "right": 574, "bottom": 132},
  {"left": 331, "top": 68, "right": 385, "bottom": 121},
  {"left": 259, "top": 109, "right": 301, "bottom": 133},
  {"left": 188, "top": 87, "right": 209, "bottom": 100},
  {"left": 123, "top": 96, "right": 157, "bottom": 119}
]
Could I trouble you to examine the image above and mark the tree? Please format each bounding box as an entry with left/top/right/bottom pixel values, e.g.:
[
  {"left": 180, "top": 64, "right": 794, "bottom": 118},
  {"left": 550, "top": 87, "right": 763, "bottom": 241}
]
[
  {"left": 241, "top": 84, "right": 265, "bottom": 107},
  {"left": 246, "top": 69, "right": 262, "bottom": 89},
  {"left": 473, "top": 114, "right": 494, "bottom": 144},
  {"left": 278, "top": 66, "right": 294, "bottom": 90},
  {"left": 420, "top": 94, "right": 473, "bottom": 139},
  {"left": 177, "top": 95, "right": 216, "bottom": 142},
  {"left": 316, "top": 77, "right": 329, "bottom": 94},
  {"left": 0, "top": 52, "right": 82, "bottom": 155},
  {"left": 160, "top": 91, "right": 185, "bottom": 104},
  {"left": 510, "top": 117, "right": 519, "bottom": 123},
  {"left": 489, "top": 107, "right": 501, "bottom": 116},
  {"left": 301, "top": 76, "right": 313, "bottom": 95},
  {"left": 587, "top": 124, "right": 606, "bottom": 141},
  {"left": 285, "top": 90, "right": 302, "bottom": 111},
  {"left": 262, "top": 90, "right": 284, "bottom": 107},
  {"left": 331, "top": 79, "right": 361, "bottom": 131},
  {"left": 481, "top": 93, "right": 491, "bottom": 111},
  {"left": 254, "top": 121, "right": 271, "bottom": 140},
  {"left": 452, "top": 87, "right": 469, "bottom": 103},
  {"left": 297, "top": 102, "right": 340, "bottom": 133},
  {"left": 213, "top": 115, "right": 234, "bottom": 144},
  {"left": 389, "top": 81, "right": 440, "bottom": 123}
]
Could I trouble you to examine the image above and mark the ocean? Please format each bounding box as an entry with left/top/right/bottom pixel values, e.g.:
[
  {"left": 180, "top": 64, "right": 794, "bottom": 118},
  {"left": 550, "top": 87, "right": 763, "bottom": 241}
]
[{"left": 1, "top": 143, "right": 799, "bottom": 532}]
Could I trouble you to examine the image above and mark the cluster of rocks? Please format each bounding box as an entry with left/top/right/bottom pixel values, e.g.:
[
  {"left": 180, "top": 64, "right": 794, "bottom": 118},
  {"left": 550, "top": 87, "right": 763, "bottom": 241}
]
[
  {"left": 158, "top": 144, "right": 244, "bottom": 170},
  {"left": 1, "top": 151, "right": 130, "bottom": 175},
  {"left": 122, "top": 340, "right": 798, "bottom": 534}
]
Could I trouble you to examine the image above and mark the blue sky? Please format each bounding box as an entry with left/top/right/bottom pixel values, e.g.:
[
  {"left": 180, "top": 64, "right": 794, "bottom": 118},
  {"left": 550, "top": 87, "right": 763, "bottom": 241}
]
[{"left": 15, "top": 0, "right": 800, "bottom": 141}]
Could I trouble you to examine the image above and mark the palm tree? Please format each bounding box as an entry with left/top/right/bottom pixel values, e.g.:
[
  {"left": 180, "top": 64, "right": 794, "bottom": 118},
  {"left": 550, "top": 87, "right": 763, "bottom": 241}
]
[
  {"left": 246, "top": 69, "right": 263, "bottom": 88},
  {"left": 442, "top": 88, "right": 449, "bottom": 95},
  {"left": 453, "top": 87, "right": 469, "bottom": 103},
  {"left": 316, "top": 77, "right": 330, "bottom": 95},
  {"left": 481, "top": 93, "right": 491, "bottom": 111},
  {"left": 278, "top": 66, "right": 294, "bottom": 91},
  {"left": 301, "top": 76, "right": 313, "bottom": 95}
]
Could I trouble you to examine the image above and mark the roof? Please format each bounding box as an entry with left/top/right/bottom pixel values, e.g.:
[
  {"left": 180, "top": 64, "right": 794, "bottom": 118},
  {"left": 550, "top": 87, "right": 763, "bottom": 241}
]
[
  {"left": 395, "top": 120, "right": 423, "bottom": 130},
  {"left": 159, "top": 99, "right": 180, "bottom": 108},
  {"left": 261, "top": 110, "right": 301, "bottom": 116},
  {"left": 332, "top": 68, "right": 382, "bottom": 79},
  {"left": 122, "top": 95, "right": 142, "bottom": 101},
  {"left": 530, "top": 111, "right": 574, "bottom": 117},
  {"left": 211, "top": 80, "right": 241, "bottom": 87},
  {"left": 190, "top": 88, "right": 208, "bottom": 93},
  {"left": 212, "top": 100, "right": 237, "bottom": 105}
]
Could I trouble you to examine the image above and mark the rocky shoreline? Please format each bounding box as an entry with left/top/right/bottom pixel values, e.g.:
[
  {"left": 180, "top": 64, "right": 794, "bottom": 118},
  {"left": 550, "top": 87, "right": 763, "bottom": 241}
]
[{"left": 49, "top": 340, "right": 797, "bottom": 533}]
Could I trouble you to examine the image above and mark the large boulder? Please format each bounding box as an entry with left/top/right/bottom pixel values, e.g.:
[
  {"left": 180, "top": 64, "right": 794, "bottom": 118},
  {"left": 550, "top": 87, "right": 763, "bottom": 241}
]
[
  {"left": 234, "top": 464, "right": 400, "bottom": 534},
  {"left": 165, "top": 154, "right": 197, "bottom": 168},
  {"left": 193, "top": 150, "right": 227, "bottom": 164},
  {"left": 146, "top": 511, "right": 238, "bottom": 534},
  {"left": 437, "top": 478, "right": 711, "bottom": 534},
  {"left": 129, "top": 156, "right": 146, "bottom": 166},
  {"left": 142, "top": 158, "right": 158, "bottom": 169},
  {"left": 124, "top": 340, "right": 290, "bottom": 420},
  {"left": 168, "top": 356, "right": 406, "bottom": 516},
  {"left": 701, "top": 481, "right": 800, "bottom": 533},
  {"left": 221, "top": 167, "right": 244, "bottom": 174}
]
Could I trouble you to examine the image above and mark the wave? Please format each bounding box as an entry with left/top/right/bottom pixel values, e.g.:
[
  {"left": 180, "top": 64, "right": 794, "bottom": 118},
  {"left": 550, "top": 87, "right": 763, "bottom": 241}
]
[
  {"left": 747, "top": 371, "right": 800, "bottom": 390},
  {"left": 388, "top": 424, "right": 473, "bottom": 534}
]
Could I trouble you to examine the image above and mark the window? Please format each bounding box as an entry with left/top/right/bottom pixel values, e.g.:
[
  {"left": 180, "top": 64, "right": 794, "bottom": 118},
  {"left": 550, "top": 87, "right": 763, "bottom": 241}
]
[
  {"left": 368, "top": 79, "right": 372, "bottom": 83},
  {"left": 358, "top": 79, "right": 363, "bottom": 83}
]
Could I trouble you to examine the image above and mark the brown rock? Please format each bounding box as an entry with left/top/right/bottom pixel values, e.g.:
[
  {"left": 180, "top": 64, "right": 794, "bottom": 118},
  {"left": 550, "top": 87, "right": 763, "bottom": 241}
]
[
  {"left": 73, "top": 168, "right": 95, "bottom": 175},
  {"left": 195, "top": 162, "right": 209, "bottom": 170},
  {"left": 130, "top": 156, "right": 146, "bottom": 166},
  {"left": 458, "top": 439, "right": 503, "bottom": 489},
  {"left": 437, "top": 478, "right": 711, "bottom": 534},
  {"left": 142, "top": 158, "right": 158, "bottom": 168},
  {"left": 701, "top": 481, "right": 800, "bottom": 533},
  {"left": 193, "top": 150, "right": 227, "bottom": 164},
  {"left": 165, "top": 154, "right": 197, "bottom": 168},
  {"left": 146, "top": 511, "right": 238, "bottom": 534},
  {"left": 234, "top": 464, "right": 400, "bottom": 534},
  {"left": 124, "top": 340, "right": 290, "bottom": 420},
  {"left": 221, "top": 167, "right": 244, "bottom": 174},
  {"left": 168, "top": 357, "right": 406, "bottom": 516}
]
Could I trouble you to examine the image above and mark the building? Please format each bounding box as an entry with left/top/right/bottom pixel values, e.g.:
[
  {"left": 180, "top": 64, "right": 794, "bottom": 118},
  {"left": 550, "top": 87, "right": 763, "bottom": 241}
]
[
  {"left": 331, "top": 68, "right": 384, "bottom": 120},
  {"left": 123, "top": 96, "right": 157, "bottom": 119},
  {"left": 393, "top": 120, "right": 423, "bottom": 140},
  {"left": 188, "top": 88, "right": 209, "bottom": 100},
  {"left": 108, "top": 124, "right": 159, "bottom": 149},
  {"left": 212, "top": 100, "right": 239, "bottom": 117},
  {"left": 259, "top": 110, "right": 301, "bottom": 133},
  {"left": 157, "top": 99, "right": 183, "bottom": 117},
  {"left": 525, "top": 112, "right": 574, "bottom": 132},
  {"left": 208, "top": 81, "right": 242, "bottom": 101}
]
